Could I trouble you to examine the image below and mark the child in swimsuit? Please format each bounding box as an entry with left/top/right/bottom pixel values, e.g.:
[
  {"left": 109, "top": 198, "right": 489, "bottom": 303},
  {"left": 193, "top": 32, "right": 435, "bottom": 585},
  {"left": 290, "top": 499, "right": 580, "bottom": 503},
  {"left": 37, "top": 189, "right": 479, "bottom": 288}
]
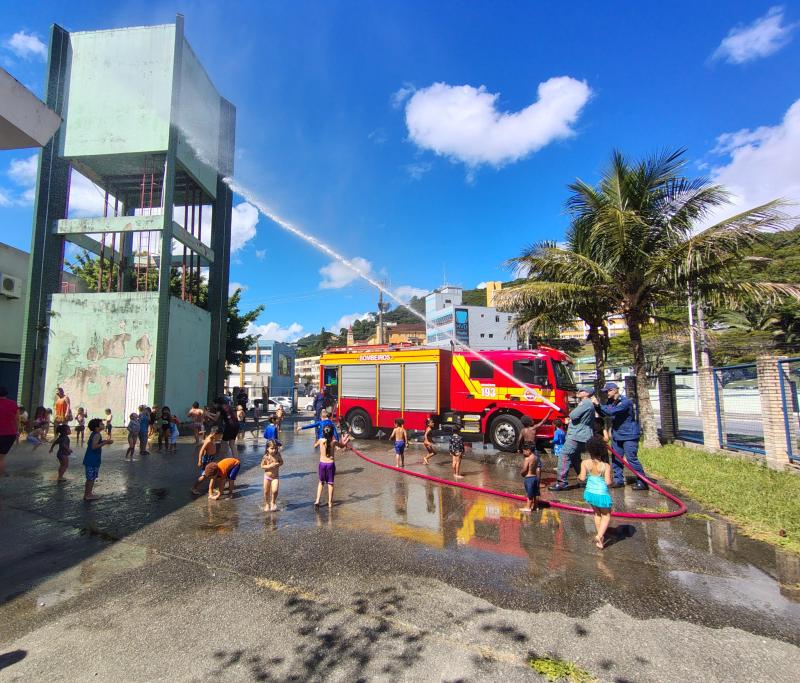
[
  {"left": 578, "top": 436, "right": 613, "bottom": 549},
  {"left": 125, "top": 412, "right": 139, "bottom": 461},
  {"left": 104, "top": 408, "right": 113, "bottom": 437},
  {"left": 168, "top": 416, "right": 179, "bottom": 452},
  {"left": 261, "top": 438, "right": 284, "bottom": 512},
  {"left": 49, "top": 423, "right": 72, "bottom": 482},
  {"left": 74, "top": 407, "right": 86, "bottom": 446},
  {"left": 422, "top": 418, "right": 435, "bottom": 465},
  {"left": 187, "top": 402, "right": 205, "bottom": 444},
  {"left": 314, "top": 425, "right": 350, "bottom": 508},
  {"left": 519, "top": 444, "right": 542, "bottom": 512},
  {"left": 449, "top": 425, "right": 465, "bottom": 479},
  {"left": 518, "top": 410, "right": 552, "bottom": 454},
  {"left": 194, "top": 429, "right": 220, "bottom": 483},
  {"left": 389, "top": 418, "right": 407, "bottom": 468}
]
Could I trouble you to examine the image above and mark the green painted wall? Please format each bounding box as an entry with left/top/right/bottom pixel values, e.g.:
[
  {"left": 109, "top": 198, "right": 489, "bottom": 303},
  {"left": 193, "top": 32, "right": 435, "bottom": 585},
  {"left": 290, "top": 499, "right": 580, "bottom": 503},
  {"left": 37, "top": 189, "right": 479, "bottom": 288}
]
[
  {"left": 176, "top": 40, "right": 220, "bottom": 198},
  {"left": 43, "top": 293, "right": 159, "bottom": 423},
  {"left": 164, "top": 297, "right": 210, "bottom": 414},
  {"left": 61, "top": 25, "right": 175, "bottom": 159}
]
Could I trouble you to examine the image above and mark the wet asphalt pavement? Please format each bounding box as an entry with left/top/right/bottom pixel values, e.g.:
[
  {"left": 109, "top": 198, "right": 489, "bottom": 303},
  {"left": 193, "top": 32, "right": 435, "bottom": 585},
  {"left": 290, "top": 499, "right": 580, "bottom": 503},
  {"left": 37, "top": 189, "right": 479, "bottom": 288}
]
[{"left": 1, "top": 418, "right": 799, "bottom": 682}]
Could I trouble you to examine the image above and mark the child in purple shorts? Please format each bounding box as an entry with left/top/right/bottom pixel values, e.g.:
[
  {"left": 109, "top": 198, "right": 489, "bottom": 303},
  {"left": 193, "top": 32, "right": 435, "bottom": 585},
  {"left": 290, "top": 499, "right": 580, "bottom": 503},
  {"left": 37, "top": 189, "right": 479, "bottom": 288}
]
[
  {"left": 83, "top": 418, "right": 113, "bottom": 501},
  {"left": 314, "top": 425, "right": 350, "bottom": 508}
]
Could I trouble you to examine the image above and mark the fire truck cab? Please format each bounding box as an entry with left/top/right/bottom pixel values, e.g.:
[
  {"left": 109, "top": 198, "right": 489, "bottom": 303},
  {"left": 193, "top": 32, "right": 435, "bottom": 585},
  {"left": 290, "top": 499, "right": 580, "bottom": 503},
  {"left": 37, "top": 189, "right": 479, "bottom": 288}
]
[{"left": 319, "top": 344, "right": 577, "bottom": 452}]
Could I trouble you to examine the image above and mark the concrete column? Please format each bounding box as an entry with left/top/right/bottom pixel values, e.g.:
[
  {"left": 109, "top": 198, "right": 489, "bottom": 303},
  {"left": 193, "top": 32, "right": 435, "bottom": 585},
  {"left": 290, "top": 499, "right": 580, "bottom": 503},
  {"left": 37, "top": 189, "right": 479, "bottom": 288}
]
[
  {"left": 18, "top": 25, "right": 71, "bottom": 410},
  {"left": 758, "top": 355, "right": 795, "bottom": 470},
  {"left": 698, "top": 366, "right": 723, "bottom": 451},
  {"left": 658, "top": 370, "right": 677, "bottom": 443}
]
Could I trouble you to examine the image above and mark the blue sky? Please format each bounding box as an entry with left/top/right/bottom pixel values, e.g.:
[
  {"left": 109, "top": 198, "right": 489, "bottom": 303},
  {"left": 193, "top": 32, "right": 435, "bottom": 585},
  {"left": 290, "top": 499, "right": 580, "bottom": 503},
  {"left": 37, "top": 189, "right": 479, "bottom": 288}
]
[{"left": 2, "top": 1, "right": 799, "bottom": 341}]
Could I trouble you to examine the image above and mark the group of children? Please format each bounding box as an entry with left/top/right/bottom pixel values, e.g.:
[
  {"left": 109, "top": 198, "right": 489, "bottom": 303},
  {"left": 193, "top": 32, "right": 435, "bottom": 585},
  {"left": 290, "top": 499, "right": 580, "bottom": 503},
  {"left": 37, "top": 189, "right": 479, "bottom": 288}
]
[
  {"left": 389, "top": 417, "right": 466, "bottom": 478},
  {"left": 387, "top": 412, "right": 616, "bottom": 550},
  {"left": 188, "top": 411, "right": 349, "bottom": 511}
]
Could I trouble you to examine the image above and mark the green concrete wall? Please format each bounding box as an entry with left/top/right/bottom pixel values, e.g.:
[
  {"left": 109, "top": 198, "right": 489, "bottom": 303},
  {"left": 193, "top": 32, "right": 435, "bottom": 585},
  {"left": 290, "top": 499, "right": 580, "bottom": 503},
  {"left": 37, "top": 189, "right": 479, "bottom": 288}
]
[
  {"left": 61, "top": 25, "right": 175, "bottom": 159},
  {"left": 176, "top": 40, "right": 220, "bottom": 198},
  {"left": 43, "top": 293, "right": 159, "bottom": 423},
  {"left": 164, "top": 297, "right": 210, "bottom": 415}
]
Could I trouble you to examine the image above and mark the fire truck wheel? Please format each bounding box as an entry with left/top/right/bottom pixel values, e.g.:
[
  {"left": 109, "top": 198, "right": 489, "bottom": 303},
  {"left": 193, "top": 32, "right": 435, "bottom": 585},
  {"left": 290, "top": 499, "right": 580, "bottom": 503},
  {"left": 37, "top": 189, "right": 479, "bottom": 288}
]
[
  {"left": 346, "top": 409, "right": 376, "bottom": 439},
  {"left": 489, "top": 414, "right": 523, "bottom": 452}
]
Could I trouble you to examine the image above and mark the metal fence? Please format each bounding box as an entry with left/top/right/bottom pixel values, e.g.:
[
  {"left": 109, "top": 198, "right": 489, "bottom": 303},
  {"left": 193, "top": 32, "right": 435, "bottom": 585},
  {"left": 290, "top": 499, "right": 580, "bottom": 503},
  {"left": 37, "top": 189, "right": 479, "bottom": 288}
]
[
  {"left": 713, "top": 363, "right": 764, "bottom": 455},
  {"left": 672, "top": 370, "right": 703, "bottom": 444},
  {"left": 778, "top": 358, "right": 800, "bottom": 464}
]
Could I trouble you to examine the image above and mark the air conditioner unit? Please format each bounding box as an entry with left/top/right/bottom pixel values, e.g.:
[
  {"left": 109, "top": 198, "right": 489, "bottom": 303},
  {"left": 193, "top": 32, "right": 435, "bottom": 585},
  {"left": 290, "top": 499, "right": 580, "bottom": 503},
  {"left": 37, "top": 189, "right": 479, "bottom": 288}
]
[{"left": 0, "top": 273, "right": 23, "bottom": 299}]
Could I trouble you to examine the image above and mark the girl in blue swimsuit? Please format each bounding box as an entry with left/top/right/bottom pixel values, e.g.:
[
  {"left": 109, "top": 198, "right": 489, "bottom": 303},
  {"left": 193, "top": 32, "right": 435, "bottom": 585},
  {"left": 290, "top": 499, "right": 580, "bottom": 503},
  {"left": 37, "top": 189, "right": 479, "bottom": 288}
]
[{"left": 578, "top": 436, "right": 613, "bottom": 549}]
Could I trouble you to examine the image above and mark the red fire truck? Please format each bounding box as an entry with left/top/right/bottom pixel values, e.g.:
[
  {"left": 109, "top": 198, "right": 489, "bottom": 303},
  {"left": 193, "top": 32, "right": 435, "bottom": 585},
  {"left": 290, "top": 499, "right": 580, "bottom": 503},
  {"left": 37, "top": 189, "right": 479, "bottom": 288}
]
[{"left": 318, "top": 344, "right": 578, "bottom": 451}]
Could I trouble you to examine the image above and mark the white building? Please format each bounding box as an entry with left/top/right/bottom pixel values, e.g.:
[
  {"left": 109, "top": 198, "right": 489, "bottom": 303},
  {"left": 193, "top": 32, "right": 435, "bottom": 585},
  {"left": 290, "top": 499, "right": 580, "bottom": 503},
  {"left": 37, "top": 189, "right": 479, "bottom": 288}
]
[
  {"left": 295, "top": 355, "right": 320, "bottom": 393},
  {"left": 425, "top": 286, "right": 517, "bottom": 350}
]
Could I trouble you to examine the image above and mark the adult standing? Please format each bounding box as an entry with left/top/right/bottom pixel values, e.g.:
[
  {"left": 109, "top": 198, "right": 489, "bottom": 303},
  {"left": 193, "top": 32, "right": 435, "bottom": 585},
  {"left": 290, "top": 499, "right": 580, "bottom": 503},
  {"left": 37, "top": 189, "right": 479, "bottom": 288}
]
[
  {"left": 215, "top": 396, "right": 240, "bottom": 457},
  {"left": 549, "top": 387, "right": 597, "bottom": 491},
  {"left": 0, "top": 387, "right": 19, "bottom": 477},
  {"left": 53, "top": 387, "right": 71, "bottom": 428},
  {"left": 593, "top": 383, "right": 648, "bottom": 490},
  {"left": 312, "top": 388, "right": 328, "bottom": 422}
]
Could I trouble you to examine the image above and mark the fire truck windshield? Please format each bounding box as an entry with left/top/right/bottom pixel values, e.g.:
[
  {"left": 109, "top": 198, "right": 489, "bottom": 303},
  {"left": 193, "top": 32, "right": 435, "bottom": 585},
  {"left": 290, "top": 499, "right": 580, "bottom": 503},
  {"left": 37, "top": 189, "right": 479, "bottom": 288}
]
[{"left": 553, "top": 360, "right": 577, "bottom": 390}]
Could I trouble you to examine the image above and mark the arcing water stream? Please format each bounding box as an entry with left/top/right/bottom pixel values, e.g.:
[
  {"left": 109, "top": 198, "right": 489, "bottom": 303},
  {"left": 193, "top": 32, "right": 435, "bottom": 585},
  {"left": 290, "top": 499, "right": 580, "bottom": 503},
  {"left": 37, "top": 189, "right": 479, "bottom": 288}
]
[{"left": 223, "top": 177, "right": 561, "bottom": 411}]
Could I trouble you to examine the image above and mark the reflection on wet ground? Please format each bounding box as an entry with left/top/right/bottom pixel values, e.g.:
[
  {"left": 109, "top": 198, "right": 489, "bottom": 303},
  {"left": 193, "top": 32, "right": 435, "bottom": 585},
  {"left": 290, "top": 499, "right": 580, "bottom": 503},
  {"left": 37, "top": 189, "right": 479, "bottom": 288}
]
[{"left": 1, "top": 424, "right": 799, "bottom": 648}]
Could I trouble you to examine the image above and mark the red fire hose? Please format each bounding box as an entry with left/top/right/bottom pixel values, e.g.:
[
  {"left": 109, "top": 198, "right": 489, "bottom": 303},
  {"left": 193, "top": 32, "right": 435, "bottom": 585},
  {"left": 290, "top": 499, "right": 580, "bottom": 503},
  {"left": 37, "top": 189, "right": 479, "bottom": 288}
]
[{"left": 346, "top": 443, "right": 686, "bottom": 520}]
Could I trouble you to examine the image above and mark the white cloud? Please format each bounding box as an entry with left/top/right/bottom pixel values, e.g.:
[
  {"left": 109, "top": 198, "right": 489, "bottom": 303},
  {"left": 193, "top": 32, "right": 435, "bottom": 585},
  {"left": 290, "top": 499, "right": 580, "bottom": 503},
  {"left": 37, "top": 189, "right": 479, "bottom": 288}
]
[
  {"left": 319, "top": 256, "right": 373, "bottom": 289},
  {"left": 0, "top": 189, "right": 12, "bottom": 207},
  {"left": 8, "top": 154, "right": 37, "bottom": 186},
  {"left": 392, "top": 285, "right": 427, "bottom": 302},
  {"left": 67, "top": 171, "right": 107, "bottom": 217},
  {"left": 391, "top": 84, "right": 415, "bottom": 109},
  {"left": 712, "top": 7, "right": 796, "bottom": 64},
  {"left": 255, "top": 249, "right": 266, "bottom": 260},
  {"left": 333, "top": 312, "right": 374, "bottom": 332},
  {"left": 404, "top": 161, "right": 432, "bottom": 180},
  {"left": 228, "top": 281, "right": 247, "bottom": 295},
  {"left": 368, "top": 128, "right": 387, "bottom": 144},
  {"left": 476, "top": 282, "right": 488, "bottom": 289},
  {"left": 246, "top": 321, "right": 305, "bottom": 343},
  {"left": 230, "top": 202, "right": 259, "bottom": 253},
  {"left": 404, "top": 77, "right": 591, "bottom": 169},
  {"left": 704, "top": 98, "right": 800, "bottom": 225},
  {"left": 4, "top": 31, "right": 47, "bottom": 61}
]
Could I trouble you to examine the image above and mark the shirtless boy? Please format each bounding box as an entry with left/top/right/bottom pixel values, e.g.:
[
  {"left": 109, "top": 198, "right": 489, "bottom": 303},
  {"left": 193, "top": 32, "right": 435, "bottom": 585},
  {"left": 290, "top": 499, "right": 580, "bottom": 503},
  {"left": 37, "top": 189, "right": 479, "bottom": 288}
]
[
  {"left": 519, "top": 444, "right": 543, "bottom": 512},
  {"left": 389, "top": 418, "right": 408, "bottom": 468}
]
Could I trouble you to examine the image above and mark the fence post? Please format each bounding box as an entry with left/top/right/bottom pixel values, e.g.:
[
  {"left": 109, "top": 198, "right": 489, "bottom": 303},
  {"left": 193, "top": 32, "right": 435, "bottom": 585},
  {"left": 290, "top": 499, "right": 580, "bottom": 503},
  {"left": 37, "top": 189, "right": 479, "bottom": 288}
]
[
  {"left": 698, "top": 366, "right": 723, "bottom": 451},
  {"left": 758, "top": 355, "right": 793, "bottom": 470},
  {"left": 658, "top": 370, "right": 677, "bottom": 444}
]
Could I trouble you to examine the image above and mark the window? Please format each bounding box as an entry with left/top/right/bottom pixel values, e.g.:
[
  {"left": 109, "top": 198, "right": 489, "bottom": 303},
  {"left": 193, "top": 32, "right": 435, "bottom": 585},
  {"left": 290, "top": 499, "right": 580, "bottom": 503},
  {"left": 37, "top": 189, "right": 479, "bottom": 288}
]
[
  {"left": 495, "top": 315, "right": 500, "bottom": 322},
  {"left": 488, "top": 334, "right": 494, "bottom": 338},
  {"left": 553, "top": 361, "right": 578, "bottom": 390},
  {"left": 513, "top": 359, "right": 549, "bottom": 386},
  {"left": 470, "top": 360, "right": 494, "bottom": 379},
  {"left": 480, "top": 333, "right": 485, "bottom": 338},
  {"left": 445, "top": 299, "right": 451, "bottom": 304},
  {"left": 278, "top": 354, "right": 291, "bottom": 376}
]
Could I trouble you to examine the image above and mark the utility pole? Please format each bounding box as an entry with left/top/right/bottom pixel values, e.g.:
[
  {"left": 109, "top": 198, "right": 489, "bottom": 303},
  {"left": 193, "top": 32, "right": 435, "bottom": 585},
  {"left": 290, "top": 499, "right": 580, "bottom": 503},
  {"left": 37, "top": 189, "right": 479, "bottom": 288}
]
[
  {"left": 378, "top": 288, "right": 384, "bottom": 345},
  {"left": 687, "top": 295, "right": 700, "bottom": 415}
]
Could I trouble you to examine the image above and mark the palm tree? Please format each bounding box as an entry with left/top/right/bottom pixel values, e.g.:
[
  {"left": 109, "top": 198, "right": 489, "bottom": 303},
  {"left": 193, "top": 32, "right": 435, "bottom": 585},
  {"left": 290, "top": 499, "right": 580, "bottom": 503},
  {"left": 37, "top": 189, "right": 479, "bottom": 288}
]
[
  {"left": 501, "top": 149, "right": 797, "bottom": 447},
  {"left": 496, "top": 230, "right": 617, "bottom": 391}
]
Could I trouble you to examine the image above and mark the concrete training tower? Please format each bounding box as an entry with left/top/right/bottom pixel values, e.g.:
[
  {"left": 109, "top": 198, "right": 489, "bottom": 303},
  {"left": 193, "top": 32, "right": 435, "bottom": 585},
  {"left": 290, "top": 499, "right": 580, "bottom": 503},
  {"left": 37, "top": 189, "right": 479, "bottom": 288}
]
[{"left": 19, "top": 16, "right": 235, "bottom": 420}]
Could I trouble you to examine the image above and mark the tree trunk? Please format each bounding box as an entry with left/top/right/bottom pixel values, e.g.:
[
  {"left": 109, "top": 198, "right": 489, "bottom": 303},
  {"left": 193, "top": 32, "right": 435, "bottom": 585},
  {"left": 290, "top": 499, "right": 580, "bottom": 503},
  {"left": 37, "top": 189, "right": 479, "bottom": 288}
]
[
  {"left": 626, "top": 313, "right": 660, "bottom": 448},
  {"left": 587, "top": 325, "right": 606, "bottom": 394}
]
